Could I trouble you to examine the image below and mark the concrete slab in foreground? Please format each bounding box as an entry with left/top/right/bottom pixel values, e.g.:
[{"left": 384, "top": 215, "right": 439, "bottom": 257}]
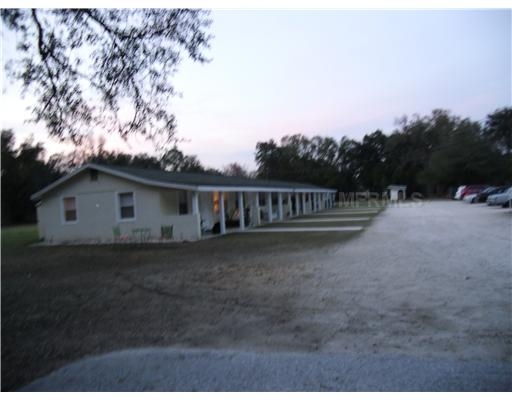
[
  {"left": 22, "top": 348, "right": 511, "bottom": 391},
  {"left": 319, "top": 210, "right": 379, "bottom": 215},
  {"left": 286, "top": 217, "right": 370, "bottom": 223},
  {"left": 249, "top": 226, "right": 364, "bottom": 232}
]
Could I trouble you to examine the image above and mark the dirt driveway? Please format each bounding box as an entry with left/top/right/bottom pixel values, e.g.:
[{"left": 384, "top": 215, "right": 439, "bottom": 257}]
[{"left": 2, "top": 201, "right": 511, "bottom": 390}]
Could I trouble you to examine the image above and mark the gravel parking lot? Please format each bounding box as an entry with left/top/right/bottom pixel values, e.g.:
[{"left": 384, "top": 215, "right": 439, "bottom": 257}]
[{"left": 2, "top": 200, "right": 511, "bottom": 390}]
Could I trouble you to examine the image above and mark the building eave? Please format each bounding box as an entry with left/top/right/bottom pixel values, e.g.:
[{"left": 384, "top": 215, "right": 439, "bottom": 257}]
[{"left": 31, "top": 163, "right": 337, "bottom": 201}]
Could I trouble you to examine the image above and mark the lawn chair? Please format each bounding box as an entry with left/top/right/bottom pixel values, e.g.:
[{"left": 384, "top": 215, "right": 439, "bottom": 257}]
[
  {"left": 112, "top": 226, "right": 129, "bottom": 243},
  {"left": 160, "top": 225, "right": 173, "bottom": 240},
  {"left": 112, "top": 226, "right": 121, "bottom": 243},
  {"left": 132, "top": 228, "right": 151, "bottom": 243}
]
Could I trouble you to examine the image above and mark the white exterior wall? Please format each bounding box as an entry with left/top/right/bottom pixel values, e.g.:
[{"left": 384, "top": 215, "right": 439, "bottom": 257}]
[
  {"left": 199, "top": 192, "right": 214, "bottom": 230},
  {"left": 388, "top": 186, "right": 407, "bottom": 201},
  {"left": 36, "top": 170, "right": 200, "bottom": 243}
]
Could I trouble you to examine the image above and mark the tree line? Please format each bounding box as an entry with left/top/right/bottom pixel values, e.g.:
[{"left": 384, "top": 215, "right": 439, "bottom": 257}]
[
  {"left": 255, "top": 108, "right": 511, "bottom": 197},
  {"left": 2, "top": 107, "right": 510, "bottom": 225}
]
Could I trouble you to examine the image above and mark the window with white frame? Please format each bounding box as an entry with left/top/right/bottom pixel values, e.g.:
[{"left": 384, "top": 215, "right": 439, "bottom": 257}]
[
  {"left": 118, "top": 192, "right": 135, "bottom": 220},
  {"left": 63, "top": 196, "right": 77, "bottom": 222}
]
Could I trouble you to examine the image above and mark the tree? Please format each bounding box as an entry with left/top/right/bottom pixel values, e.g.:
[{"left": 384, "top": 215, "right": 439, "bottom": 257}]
[
  {"left": 1, "top": 130, "right": 63, "bottom": 225},
  {"left": 160, "top": 146, "right": 204, "bottom": 172},
  {"left": 52, "top": 135, "right": 109, "bottom": 170},
  {"left": 353, "top": 130, "right": 387, "bottom": 192},
  {"left": 255, "top": 139, "right": 280, "bottom": 179},
  {"left": 384, "top": 110, "right": 453, "bottom": 195},
  {"left": 253, "top": 108, "right": 510, "bottom": 198},
  {"left": 51, "top": 140, "right": 208, "bottom": 172},
  {"left": 222, "top": 162, "right": 250, "bottom": 177},
  {"left": 484, "top": 107, "right": 512, "bottom": 156},
  {"left": 255, "top": 134, "right": 341, "bottom": 188},
  {"left": 1, "top": 131, "right": 19, "bottom": 223},
  {"left": 2, "top": 9, "right": 212, "bottom": 145},
  {"left": 420, "top": 118, "right": 507, "bottom": 192}
]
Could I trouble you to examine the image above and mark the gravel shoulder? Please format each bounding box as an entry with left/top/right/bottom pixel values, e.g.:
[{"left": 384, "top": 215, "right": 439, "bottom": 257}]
[{"left": 22, "top": 347, "right": 511, "bottom": 391}]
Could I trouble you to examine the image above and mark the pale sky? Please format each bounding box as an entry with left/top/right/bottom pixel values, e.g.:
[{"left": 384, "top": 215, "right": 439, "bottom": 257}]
[{"left": 1, "top": 9, "right": 511, "bottom": 171}]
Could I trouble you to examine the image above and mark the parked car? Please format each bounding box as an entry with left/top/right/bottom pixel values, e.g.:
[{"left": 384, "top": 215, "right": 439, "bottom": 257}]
[
  {"left": 475, "top": 186, "right": 507, "bottom": 203},
  {"left": 463, "top": 193, "right": 479, "bottom": 203},
  {"left": 461, "top": 185, "right": 488, "bottom": 200},
  {"left": 487, "top": 186, "right": 512, "bottom": 206},
  {"left": 463, "top": 186, "right": 490, "bottom": 203},
  {"left": 454, "top": 185, "right": 466, "bottom": 200}
]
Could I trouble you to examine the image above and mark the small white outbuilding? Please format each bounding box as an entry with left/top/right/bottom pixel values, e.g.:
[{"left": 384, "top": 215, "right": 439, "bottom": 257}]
[{"left": 386, "top": 185, "right": 407, "bottom": 201}]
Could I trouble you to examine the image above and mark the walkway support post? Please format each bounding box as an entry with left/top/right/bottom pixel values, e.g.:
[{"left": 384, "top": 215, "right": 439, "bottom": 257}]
[
  {"left": 277, "top": 193, "right": 283, "bottom": 221},
  {"left": 219, "top": 191, "right": 226, "bottom": 234},
  {"left": 253, "top": 192, "right": 261, "bottom": 226},
  {"left": 302, "top": 192, "right": 307, "bottom": 214},
  {"left": 266, "top": 192, "right": 273, "bottom": 223},
  {"left": 287, "top": 193, "right": 292, "bottom": 218},
  {"left": 191, "top": 191, "right": 201, "bottom": 239},
  {"left": 238, "top": 192, "right": 245, "bottom": 230},
  {"left": 192, "top": 191, "right": 199, "bottom": 215},
  {"left": 295, "top": 193, "right": 300, "bottom": 216}
]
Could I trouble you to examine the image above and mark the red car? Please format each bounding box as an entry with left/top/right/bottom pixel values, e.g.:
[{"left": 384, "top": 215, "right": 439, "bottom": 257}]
[{"left": 460, "top": 185, "right": 488, "bottom": 200}]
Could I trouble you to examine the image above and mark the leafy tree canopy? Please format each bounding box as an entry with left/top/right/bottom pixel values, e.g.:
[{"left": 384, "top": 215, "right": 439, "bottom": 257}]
[
  {"left": 483, "top": 107, "right": 512, "bottom": 156},
  {"left": 1, "top": 129, "right": 63, "bottom": 225},
  {"left": 255, "top": 108, "right": 512, "bottom": 197},
  {"left": 1, "top": 9, "right": 212, "bottom": 146},
  {"left": 222, "top": 162, "right": 252, "bottom": 178}
]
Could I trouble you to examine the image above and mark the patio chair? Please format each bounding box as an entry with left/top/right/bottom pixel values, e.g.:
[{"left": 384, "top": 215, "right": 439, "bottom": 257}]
[
  {"left": 161, "top": 225, "right": 173, "bottom": 240},
  {"left": 132, "top": 228, "right": 152, "bottom": 243},
  {"left": 112, "top": 226, "right": 129, "bottom": 243},
  {"left": 112, "top": 226, "right": 121, "bottom": 242}
]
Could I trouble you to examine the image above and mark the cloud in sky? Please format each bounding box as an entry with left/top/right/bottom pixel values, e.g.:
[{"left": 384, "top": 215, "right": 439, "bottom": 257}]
[{"left": 2, "top": 9, "right": 510, "bottom": 170}]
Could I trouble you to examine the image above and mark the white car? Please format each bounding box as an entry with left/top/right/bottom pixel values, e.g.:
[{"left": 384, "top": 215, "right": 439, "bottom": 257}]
[
  {"left": 487, "top": 187, "right": 512, "bottom": 206},
  {"left": 463, "top": 193, "right": 478, "bottom": 203},
  {"left": 454, "top": 185, "right": 466, "bottom": 200}
]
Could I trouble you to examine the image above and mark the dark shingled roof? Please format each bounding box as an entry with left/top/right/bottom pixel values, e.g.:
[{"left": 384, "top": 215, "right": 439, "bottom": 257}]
[
  {"left": 31, "top": 163, "right": 336, "bottom": 200},
  {"left": 100, "top": 164, "right": 330, "bottom": 190}
]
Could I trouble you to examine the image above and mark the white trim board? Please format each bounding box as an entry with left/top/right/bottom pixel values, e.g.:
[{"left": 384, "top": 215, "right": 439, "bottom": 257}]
[
  {"left": 283, "top": 217, "right": 370, "bottom": 223},
  {"left": 247, "top": 226, "right": 364, "bottom": 232},
  {"left": 317, "top": 211, "right": 379, "bottom": 215}
]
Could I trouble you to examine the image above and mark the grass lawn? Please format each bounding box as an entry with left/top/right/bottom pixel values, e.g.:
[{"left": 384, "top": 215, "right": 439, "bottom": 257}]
[{"left": 1, "top": 225, "right": 39, "bottom": 254}]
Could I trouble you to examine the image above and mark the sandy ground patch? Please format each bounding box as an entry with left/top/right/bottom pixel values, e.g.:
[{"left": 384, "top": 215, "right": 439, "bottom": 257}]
[{"left": 288, "top": 201, "right": 511, "bottom": 361}]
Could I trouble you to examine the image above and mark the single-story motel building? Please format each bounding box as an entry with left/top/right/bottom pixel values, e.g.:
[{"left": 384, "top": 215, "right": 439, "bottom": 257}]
[{"left": 31, "top": 164, "right": 337, "bottom": 243}]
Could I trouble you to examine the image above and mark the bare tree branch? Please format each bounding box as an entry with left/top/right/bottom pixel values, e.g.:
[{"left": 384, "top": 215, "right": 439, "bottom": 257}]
[{"left": 2, "top": 8, "right": 212, "bottom": 145}]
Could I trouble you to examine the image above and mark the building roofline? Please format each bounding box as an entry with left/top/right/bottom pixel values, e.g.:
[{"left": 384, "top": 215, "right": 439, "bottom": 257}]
[{"left": 31, "top": 163, "right": 336, "bottom": 201}]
